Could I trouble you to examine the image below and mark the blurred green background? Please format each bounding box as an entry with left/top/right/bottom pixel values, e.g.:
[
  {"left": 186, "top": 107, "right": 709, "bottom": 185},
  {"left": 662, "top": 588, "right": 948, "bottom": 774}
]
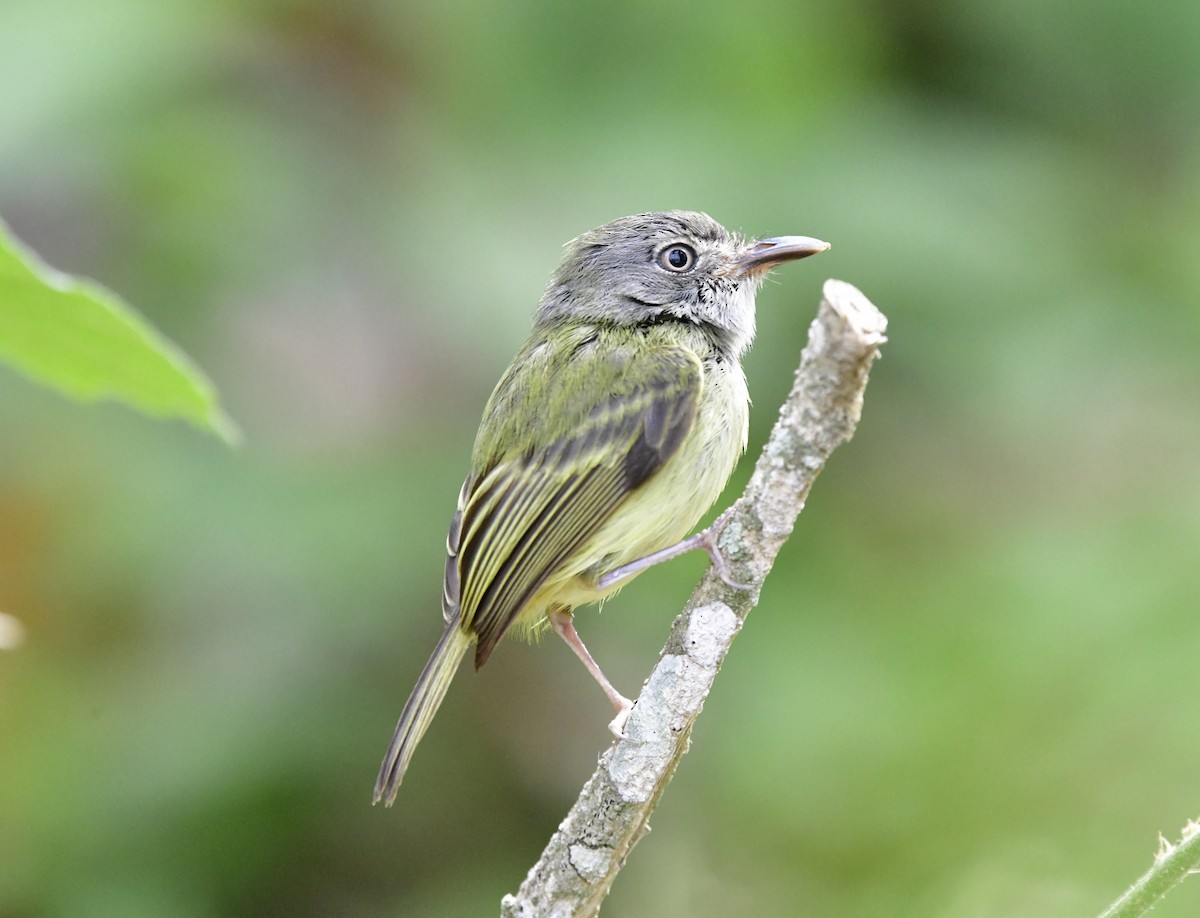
[{"left": 3, "top": 1, "right": 1199, "bottom": 915}]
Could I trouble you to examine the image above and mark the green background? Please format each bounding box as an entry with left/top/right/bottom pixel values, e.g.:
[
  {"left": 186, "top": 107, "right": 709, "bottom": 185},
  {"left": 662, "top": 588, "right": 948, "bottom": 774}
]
[{"left": 3, "top": 1, "right": 1199, "bottom": 915}]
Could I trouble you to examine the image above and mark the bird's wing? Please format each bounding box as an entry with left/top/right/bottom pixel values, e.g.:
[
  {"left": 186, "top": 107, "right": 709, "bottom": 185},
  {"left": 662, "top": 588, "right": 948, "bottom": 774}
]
[{"left": 444, "top": 340, "right": 702, "bottom": 668}]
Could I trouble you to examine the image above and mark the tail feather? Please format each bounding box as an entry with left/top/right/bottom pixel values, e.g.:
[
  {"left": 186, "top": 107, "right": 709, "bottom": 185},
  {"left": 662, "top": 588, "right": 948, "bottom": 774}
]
[{"left": 373, "top": 623, "right": 471, "bottom": 806}]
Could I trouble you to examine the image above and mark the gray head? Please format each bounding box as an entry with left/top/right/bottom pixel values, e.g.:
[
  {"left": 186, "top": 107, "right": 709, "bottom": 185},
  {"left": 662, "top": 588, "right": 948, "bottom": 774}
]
[{"left": 536, "top": 211, "right": 829, "bottom": 357}]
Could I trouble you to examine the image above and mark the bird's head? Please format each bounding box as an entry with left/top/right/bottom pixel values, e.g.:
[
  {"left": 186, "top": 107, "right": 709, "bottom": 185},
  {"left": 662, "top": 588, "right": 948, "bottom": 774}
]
[{"left": 536, "top": 211, "right": 829, "bottom": 357}]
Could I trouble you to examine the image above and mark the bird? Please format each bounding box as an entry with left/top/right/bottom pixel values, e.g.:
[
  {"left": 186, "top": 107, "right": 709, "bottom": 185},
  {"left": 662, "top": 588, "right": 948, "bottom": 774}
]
[{"left": 374, "top": 211, "right": 829, "bottom": 805}]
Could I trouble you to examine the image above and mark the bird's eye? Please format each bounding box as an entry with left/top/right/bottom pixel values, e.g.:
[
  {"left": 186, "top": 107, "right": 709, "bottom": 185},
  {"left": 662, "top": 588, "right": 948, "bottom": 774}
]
[{"left": 658, "top": 244, "right": 697, "bottom": 272}]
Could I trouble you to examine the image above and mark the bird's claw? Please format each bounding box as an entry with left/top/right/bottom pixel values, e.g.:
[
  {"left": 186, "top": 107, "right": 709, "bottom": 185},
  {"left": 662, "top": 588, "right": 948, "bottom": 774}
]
[
  {"left": 608, "top": 697, "right": 634, "bottom": 738},
  {"left": 700, "top": 509, "right": 753, "bottom": 591}
]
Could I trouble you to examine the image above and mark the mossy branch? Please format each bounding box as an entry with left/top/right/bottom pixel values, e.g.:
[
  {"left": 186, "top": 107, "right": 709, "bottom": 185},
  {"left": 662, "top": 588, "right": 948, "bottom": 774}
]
[{"left": 500, "top": 279, "right": 888, "bottom": 917}]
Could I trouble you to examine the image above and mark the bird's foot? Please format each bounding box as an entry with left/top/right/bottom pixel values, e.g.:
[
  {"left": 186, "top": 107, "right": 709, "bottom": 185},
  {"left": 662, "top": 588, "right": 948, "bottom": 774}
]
[
  {"left": 608, "top": 696, "right": 634, "bottom": 738},
  {"left": 698, "top": 508, "right": 753, "bottom": 591}
]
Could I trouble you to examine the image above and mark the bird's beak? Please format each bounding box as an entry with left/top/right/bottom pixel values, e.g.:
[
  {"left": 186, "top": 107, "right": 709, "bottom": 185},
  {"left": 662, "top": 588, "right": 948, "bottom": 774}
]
[{"left": 737, "top": 235, "right": 831, "bottom": 275}]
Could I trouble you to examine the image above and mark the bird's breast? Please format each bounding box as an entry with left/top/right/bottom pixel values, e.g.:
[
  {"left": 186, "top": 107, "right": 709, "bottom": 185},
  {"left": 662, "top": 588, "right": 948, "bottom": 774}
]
[{"left": 567, "top": 355, "right": 749, "bottom": 598}]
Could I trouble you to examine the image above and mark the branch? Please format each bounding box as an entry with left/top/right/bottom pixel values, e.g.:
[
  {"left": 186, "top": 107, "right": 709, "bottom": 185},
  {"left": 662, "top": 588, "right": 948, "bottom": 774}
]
[
  {"left": 1098, "top": 819, "right": 1200, "bottom": 918},
  {"left": 501, "top": 280, "right": 888, "bottom": 918}
]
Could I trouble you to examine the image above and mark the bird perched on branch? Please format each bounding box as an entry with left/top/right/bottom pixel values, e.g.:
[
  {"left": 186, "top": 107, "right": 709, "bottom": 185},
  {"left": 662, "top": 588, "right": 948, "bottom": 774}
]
[{"left": 374, "top": 211, "right": 829, "bottom": 805}]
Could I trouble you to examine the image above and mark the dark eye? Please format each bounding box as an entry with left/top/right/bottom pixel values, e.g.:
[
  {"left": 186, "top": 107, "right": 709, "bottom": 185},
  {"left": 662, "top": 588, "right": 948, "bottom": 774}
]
[{"left": 658, "top": 244, "right": 697, "bottom": 272}]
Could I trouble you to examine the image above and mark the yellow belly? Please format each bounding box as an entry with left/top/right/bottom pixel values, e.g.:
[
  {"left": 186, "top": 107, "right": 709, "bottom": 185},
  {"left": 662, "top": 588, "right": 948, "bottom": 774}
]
[{"left": 517, "top": 357, "right": 749, "bottom": 632}]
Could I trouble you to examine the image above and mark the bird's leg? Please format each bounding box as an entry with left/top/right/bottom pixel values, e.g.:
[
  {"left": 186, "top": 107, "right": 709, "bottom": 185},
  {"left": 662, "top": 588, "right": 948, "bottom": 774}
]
[
  {"left": 595, "top": 506, "right": 752, "bottom": 592},
  {"left": 549, "top": 607, "right": 633, "bottom": 736}
]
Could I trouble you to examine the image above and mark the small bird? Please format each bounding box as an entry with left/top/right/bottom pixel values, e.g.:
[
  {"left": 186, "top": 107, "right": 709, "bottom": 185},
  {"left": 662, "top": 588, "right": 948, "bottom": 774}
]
[{"left": 374, "top": 211, "right": 828, "bottom": 805}]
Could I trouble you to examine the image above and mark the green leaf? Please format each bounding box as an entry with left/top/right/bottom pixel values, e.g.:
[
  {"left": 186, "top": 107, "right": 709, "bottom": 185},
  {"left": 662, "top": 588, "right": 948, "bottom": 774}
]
[{"left": 0, "top": 217, "right": 238, "bottom": 444}]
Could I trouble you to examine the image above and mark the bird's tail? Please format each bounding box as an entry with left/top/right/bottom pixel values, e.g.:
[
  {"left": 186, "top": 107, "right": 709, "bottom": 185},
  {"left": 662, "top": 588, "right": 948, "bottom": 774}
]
[{"left": 373, "top": 622, "right": 471, "bottom": 806}]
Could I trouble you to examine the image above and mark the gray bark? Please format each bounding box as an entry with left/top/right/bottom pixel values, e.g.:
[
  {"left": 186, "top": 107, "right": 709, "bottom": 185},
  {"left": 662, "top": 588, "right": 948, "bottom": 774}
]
[{"left": 501, "top": 279, "right": 889, "bottom": 918}]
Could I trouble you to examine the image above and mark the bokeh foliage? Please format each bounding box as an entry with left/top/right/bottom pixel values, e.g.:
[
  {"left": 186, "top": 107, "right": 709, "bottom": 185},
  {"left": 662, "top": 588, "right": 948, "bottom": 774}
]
[
  {"left": 0, "top": 218, "right": 236, "bottom": 443},
  {"left": 2, "top": 1, "right": 1199, "bottom": 915}
]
